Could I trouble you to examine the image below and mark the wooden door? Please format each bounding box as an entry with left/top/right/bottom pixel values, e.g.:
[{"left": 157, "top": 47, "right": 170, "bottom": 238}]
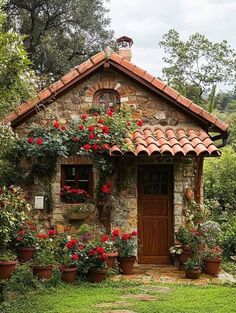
[{"left": 138, "top": 165, "right": 173, "bottom": 264}]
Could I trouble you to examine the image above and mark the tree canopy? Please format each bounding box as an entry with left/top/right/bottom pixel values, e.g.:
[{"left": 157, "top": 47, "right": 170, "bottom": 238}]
[
  {"left": 3, "top": 0, "right": 114, "bottom": 80},
  {"left": 159, "top": 29, "right": 236, "bottom": 111}
]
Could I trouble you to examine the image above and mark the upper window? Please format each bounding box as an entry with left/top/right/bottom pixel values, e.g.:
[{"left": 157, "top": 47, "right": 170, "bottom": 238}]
[{"left": 94, "top": 89, "right": 120, "bottom": 110}]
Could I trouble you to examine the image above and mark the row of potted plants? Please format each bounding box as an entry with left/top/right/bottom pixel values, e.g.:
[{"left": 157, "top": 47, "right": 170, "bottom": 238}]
[
  {"left": 170, "top": 221, "right": 223, "bottom": 279},
  {"left": 0, "top": 224, "right": 138, "bottom": 283}
]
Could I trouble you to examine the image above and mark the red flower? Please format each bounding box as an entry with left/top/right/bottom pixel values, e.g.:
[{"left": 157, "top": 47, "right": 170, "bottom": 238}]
[
  {"left": 122, "top": 233, "right": 130, "bottom": 240},
  {"left": 96, "top": 246, "right": 105, "bottom": 254},
  {"left": 107, "top": 110, "right": 113, "bottom": 117},
  {"left": 88, "top": 125, "right": 95, "bottom": 132},
  {"left": 98, "top": 118, "right": 104, "bottom": 124},
  {"left": 17, "top": 237, "right": 23, "bottom": 241},
  {"left": 60, "top": 125, "right": 67, "bottom": 131},
  {"left": 112, "top": 229, "right": 120, "bottom": 237},
  {"left": 37, "top": 233, "right": 48, "bottom": 239},
  {"left": 78, "top": 244, "right": 84, "bottom": 250},
  {"left": 88, "top": 249, "right": 97, "bottom": 256},
  {"left": 30, "top": 225, "right": 36, "bottom": 231},
  {"left": 88, "top": 133, "right": 95, "bottom": 140},
  {"left": 36, "top": 138, "right": 43, "bottom": 145},
  {"left": 63, "top": 185, "right": 71, "bottom": 191},
  {"left": 127, "top": 122, "right": 131, "bottom": 127},
  {"left": 99, "top": 254, "right": 107, "bottom": 261},
  {"left": 79, "top": 125, "right": 84, "bottom": 130},
  {"left": 71, "top": 253, "right": 79, "bottom": 260},
  {"left": 101, "top": 234, "right": 109, "bottom": 243},
  {"left": 66, "top": 242, "right": 74, "bottom": 249},
  {"left": 49, "top": 229, "right": 56, "bottom": 236},
  {"left": 92, "top": 144, "right": 99, "bottom": 151},
  {"left": 137, "top": 120, "right": 143, "bottom": 127},
  {"left": 101, "top": 184, "right": 111, "bottom": 194},
  {"left": 27, "top": 137, "right": 34, "bottom": 144},
  {"left": 102, "top": 143, "right": 110, "bottom": 150},
  {"left": 131, "top": 231, "right": 138, "bottom": 237},
  {"left": 72, "top": 137, "right": 79, "bottom": 142},
  {"left": 81, "top": 114, "right": 88, "bottom": 120},
  {"left": 53, "top": 121, "right": 60, "bottom": 128},
  {"left": 83, "top": 143, "right": 91, "bottom": 150},
  {"left": 102, "top": 126, "right": 110, "bottom": 134},
  {"left": 17, "top": 230, "right": 25, "bottom": 236}
]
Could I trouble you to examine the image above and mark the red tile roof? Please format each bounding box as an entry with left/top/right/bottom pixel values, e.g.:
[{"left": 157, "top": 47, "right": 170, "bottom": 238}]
[
  {"left": 1, "top": 50, "right": 229, "bottom": 135},
  {"left": 110, "top": 127, "right": 220, "bottom": 157}
]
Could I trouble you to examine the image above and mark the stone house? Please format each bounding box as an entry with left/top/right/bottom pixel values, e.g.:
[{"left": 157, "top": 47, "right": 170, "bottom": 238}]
[{"left": 2, "top": 36, "right": 228, "bottom": 264}]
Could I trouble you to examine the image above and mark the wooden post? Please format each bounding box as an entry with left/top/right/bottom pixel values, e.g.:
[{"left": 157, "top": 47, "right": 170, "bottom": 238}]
[{"left": 195, "top": 157, "right": 204, "bottom": 204}]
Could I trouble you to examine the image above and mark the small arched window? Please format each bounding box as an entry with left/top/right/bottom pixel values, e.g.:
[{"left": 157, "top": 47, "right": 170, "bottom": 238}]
[{"left": 94, "top": 89, "right": 120, "bottom": 110}]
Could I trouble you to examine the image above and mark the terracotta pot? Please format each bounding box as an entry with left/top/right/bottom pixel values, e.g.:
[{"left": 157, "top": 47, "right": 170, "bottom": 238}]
[
  {"left": 185, "top": 267, "right": 201, "bottom": 279},
  {"left": 89, "top": 268, "right": 108, "bottom": 283},
  {"left": 204, "top": 259, "right": 221, "bottom": 275},
  {"left": 32, "top": 265, "right": 53, "bottom": 279},
  {"left": 117, "top": 256, "right": 136, "bottom": 275},
  {"left": 60, "top": 266, "right": 77, "bottom": 283},
  {"left": 0, "top": 260, "right": 17, "bottom": 280},
  {"left": 105, "top": 252, "right": 118, "bottom": 269},
  {"left": 179, "top": 245, "right": 192, "bottom": 270},
  {"left": 17, "top": 247, "right": 36, "bottom": 263}
]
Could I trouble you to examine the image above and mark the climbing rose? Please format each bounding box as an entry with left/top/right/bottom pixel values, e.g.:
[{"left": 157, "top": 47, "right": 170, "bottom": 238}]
[
  {"left": 101, "top": 234, "right": 109, "bottom": 243},
  {"left": 53, "top": 121, "right": 60, "bottom": 128},
  {"left": 81, "top": 114, "right": 87, "bottom": 120},
  {"left": 71, "top": 254, "right": 79, "bottom": 260},
  {"left": 83, "top": 143, "right": 91, "bottom": 150},
  {"left": 72, "top": 137, "right": 79, "bottom": 142},
  {"left": 137, "top": 120, "right": 143, "bottom": 127},
  {"left": 112, "top": 229, "right": 120, "bottom": 237},
  {"left": 36, "top": 138, "right": 43, "bottom": 145},
  {"left": 27, "top": 137, "right": 34, "bottom": 144},
  {"left": 102, "top": 126, "right": 110, "bottom": 134},
  {"left": 96, "top": 246, "right": 105, "bottom": 254},
  {"left": 79, "top": 125, "right": 84, "bottom": 130},
  {"left": 88, "top": 125, "right": 95, "bottom": 132},
  {"left": 88, "top": 133, "right": 95, "bottom": 140}
]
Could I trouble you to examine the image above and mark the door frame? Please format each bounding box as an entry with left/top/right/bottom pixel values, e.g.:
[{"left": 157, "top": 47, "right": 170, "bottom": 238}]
[{"left": 137, "top": 164, "right": 174, "bottom": 264}]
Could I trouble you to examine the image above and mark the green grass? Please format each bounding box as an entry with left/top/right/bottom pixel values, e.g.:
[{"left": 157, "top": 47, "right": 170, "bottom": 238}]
[{"left": 1, "top": 280, "right": 236, "bottom": 313}]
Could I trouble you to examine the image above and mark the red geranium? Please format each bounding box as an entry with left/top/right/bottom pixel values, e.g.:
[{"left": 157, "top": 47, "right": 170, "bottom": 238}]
[
  {"left": 102, "top": 143, "right": 110, "bottom": 150},
  {"left": 37, "top": 233, "right": 48, "bottom": 239},
  {"left": 96, "top": 246, "right": 105, "bottom": 254},
  {"left": 71, "top": 253, "right": 79, "bottom": 260},
  {"left": 83, "top": 143, "right": 91, "bottom": 150},
  {"left": 79, "top": 125, "right": 84, "bottom": 130},
  {"left": 53, "top": 121, "right": 60, "bottom": 128},
  {"left": 98, "top": 118, "right": 104, "bottom": 124},
  {"left": 107, "top": 110, "right": 113, "bottom": 117},
  {"left": 101, "top": 234, "right": 109, "bottom": 243},
  {"left": 112, "top": 228, "right": 120, "bottom": 237},
  {"left": 88, "top": 125, "right": 95, "bottom": 132},
  {"left": 137, "top": 120, "right": 143, "bottom": 127},
  {"left": 17, "top": 237, "right": 23, "bottom": 241},
  {"left": 131, "top": 231, "right": 138, "bottom": 237},
  {"left": 18, "top": 230, "right": 25, "bottom": 236},
  {"left": 36, "top": 138, "right": 43, "bottom": 145},
  {"left": 101, "top": 183, "right": 112, "bottom": 194},
  {"left": 122, "top": 233, "right": 130, "bottom": 241},
  {"left": 81, "top": 114, "right": 87, "bottom": 120},
  {"left": 88, "top": 249, "right": 96, "bottom": 256},
  {"left": 27, "top": 137, "right": 34, "bottom": 144},
  {"left": 49, "top": 229, "right": 56, "bottom": 236},
  {"left": 92, "top": 144, "right": 99, "bottom": 151},
  {"left": 72, "top": 137, "right": 79, "bottom": 142},
  {"left": 60, "top": 125, "right": 67, "bottom": 131},
  {"left": 102, "top": 126, "right": 110, "bottom": 134},
  {"left": 88, "top": 133, "right": 95, "bottom": 140}
]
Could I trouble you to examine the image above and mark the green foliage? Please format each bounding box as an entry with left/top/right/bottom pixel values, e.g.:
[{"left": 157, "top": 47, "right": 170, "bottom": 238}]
[
  {"left": 221, "top": 218, "right": 236, "bottom": 258},
  {"left": 204, "top": 146, "right": 236, "bottom": 212},
  {"left": 200, "top": 221, "right": 222, "bottom": 248},
  {"left": 3, "top": 0, "right": 114, "bottom": 80},
  {"left": 0, "top": 250, "right": 16, "bottom": 261},
  {"left": 185, "top": 256, "right": 201, "bottom": 270},
  {"left": 175, "top": 226, "right": 192, "bottom": 245},
  {"left": 159, "top": 29, "right": 236, "bottom": 110}
]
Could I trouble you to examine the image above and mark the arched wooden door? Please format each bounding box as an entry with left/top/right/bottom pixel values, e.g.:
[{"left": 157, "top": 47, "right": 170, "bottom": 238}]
[{"left": 138, "top": 165, "right": 173, "bottom": 264}]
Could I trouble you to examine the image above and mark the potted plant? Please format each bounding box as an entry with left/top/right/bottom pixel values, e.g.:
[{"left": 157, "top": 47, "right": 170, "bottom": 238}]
[
  {"left": 0, "top": 186, "right": 31, "bottom": 279},
  {"left": 61, "top": 186, "right": 91, "bottom": 204},
  {"left": 100, "top": 233, "right": 118, "bottom": 269},
  {"left": 169, "top": 244, "right": 183, "bottom": 266},
  {"left": 175, "top": 226, "right": 192, "bottom": 270},
  {"left": 203, "top": 246, "right": 223, "bottom": 275},
  {"left": 86, "top": 243, "right": 108, "bottom": 283},
  {"left": 32, "top": 232, "right": 57, "bottom": 279},
  {"left": 59, "top": 251, "right": 79, "bottom": 283},
  {"left": 185, "top": 257, "right": 201, "bottom": 279},
  {"left": 0, "top": 250, "right": 17, "bottom": 280},
  {"left": 14, "top": 221, "right": 37, "bottom": 262},
  {"left": 113, "top": 229, "right": 138, "bottom": 275},
  {"left": 66, "top": 203, "right": 94, "bottom": 221}
]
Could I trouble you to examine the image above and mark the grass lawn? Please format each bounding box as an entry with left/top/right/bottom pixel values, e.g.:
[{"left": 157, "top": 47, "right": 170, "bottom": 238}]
[{"left": 1, "top": 280, "right": 236, "bottom": 313}]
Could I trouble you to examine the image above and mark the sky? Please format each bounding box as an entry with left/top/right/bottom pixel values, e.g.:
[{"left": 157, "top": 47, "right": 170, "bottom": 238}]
[{"left": 106, "top": 0, "right": 236, "bottom": 80}]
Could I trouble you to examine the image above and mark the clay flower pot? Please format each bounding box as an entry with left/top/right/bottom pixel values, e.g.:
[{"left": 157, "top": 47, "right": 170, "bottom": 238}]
[
  {"left": 60, "top": 266, "right": 77, "bottom": 283},
  {"left": 32, "top": 265, "right": 53, "bottom": 279},
  {"left": 89, "top": 268, "right": 108, "bottom": 283},
  {"left": 204, "top": 259, "right": 221, "bottom": 275},
  {"left": 17, "top": 247, "right": 36, "bottom": 263},
  {"left": 0, "top": 260, "right": 17, "bottom": 280},
  {"left": 185, "top": 267, "right": 201, "bottom": 279},
  {"left": 117, "top": 256, "right": 136, "bottom": 275},
  {"left": 179, "top": 245, "right": 192, "bottom": 270},
  {"left": 105, "top": 252, "right": 118, "bottom": 269}
]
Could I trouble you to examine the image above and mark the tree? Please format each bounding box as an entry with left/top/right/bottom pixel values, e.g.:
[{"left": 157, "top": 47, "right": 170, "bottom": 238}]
[
  {"left": 0, "top": 2, "right": 35, "bottom": 118},
  {"left": 159, "top": 29, "right": 236, "bottom": 111},
  {"left": 3, "top": 0, "right": 114, "bottom": 80}
]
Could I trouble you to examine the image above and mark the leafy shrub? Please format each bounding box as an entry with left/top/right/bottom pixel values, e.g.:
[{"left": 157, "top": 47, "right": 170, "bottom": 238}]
[
  {"left": 200, "top": 221, "right": 222, "bottom": 248},
  {"left": 221, "top": 219, "right": 236, "bottom": 258}
]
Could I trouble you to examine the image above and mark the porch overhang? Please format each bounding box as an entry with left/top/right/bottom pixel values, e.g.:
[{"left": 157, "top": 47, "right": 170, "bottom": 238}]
[{"left": 110, "top": 126, "right": 221, "bottom": 157}]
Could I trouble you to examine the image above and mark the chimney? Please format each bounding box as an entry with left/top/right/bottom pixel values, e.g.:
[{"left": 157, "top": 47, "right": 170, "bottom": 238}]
[{"left": 116, "top": 36, "right": 133, "bottom": 61}]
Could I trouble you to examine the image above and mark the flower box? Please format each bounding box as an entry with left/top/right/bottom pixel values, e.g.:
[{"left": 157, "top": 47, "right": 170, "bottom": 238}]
[{"left": 67, "top": 212, "right": 89, "bottom": 221}]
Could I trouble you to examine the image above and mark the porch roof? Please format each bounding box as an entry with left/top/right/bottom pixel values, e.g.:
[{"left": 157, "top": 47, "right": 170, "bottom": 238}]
[{"left": 110, "top": 126, "right": 220, "bottom": 157}]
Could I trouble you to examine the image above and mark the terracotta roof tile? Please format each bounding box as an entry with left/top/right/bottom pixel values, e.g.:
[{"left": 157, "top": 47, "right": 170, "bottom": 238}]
[
  {"left": 37, "top": 88, "right": 52, "bottom": 101},
  {"left": 152, "top": 78, "right": 166, "bottom": 91},
  {"left": 110, "top": 52, "right": 123, "bottom": 64},
  {"left": 120, "top": 58, "right": 135, "bottom": 72},
  {"left": 91, "top": 52, "right": 106, "bottom": 65},
  {"left": 176, "top": 95, "right": 192, "bottom": 108},
  {"left": 110, "top": 127, "right": 220, "bottom": 157},
  {"left": 163, "top": 86, "right": 179, "bottom": 100},
  {"left": 49, "top": 80, "right": 65, "bottom": 93},
  {"left": 143, "top": 71, "right": 155, "bottom": 83},
  {"left": 61, "top": 69, "right": 80, "bottom": 84},
  {"left": 132, "top": 66, "right": 146, "bottom": 77}
]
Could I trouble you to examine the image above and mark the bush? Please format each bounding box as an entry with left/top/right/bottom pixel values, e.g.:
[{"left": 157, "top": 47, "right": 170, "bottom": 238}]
[{"left": 221, "top": 218, "right": 236, "bottom": 258}]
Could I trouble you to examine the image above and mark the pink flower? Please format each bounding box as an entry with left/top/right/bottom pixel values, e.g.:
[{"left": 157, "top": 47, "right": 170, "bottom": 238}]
[
  {"left": 88, "top": 133, "right": 95, "bottom": 140},
  {"left": 36, "top": 138, "right": 43, "bottom": 145},
  {"left": 27, "top": 137, "right": 34, "bottom": 144},
  {"left": 88, "top": 125, "right": 95, "bottom": 132},
  {"left": 83, "top": 143, "right": 91, "bottom": 150},
  {"left": 53, "top": 121, "right": 60, "bottom": 128},
  {"left": 137, "top": 120, "right": 143, "bottom": 127}
]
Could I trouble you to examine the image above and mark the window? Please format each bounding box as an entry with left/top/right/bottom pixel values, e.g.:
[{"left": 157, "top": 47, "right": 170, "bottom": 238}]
[
  {"left": 61, "top": 165, "right": 93, "bottom": 196},
  {"left": 94, "top": 89, "right": 120, "bottom": 110}
]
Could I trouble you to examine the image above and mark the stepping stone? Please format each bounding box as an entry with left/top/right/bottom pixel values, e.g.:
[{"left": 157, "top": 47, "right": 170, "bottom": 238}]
[
  {"left": 122, "top": 294, "right": 157, "bottom": 301},
  {"left": 138, "top": 286, "right": 171, "bottom": 293},
  {"left": 96, "top": 301, "right": 131, "bottom": 308}
]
